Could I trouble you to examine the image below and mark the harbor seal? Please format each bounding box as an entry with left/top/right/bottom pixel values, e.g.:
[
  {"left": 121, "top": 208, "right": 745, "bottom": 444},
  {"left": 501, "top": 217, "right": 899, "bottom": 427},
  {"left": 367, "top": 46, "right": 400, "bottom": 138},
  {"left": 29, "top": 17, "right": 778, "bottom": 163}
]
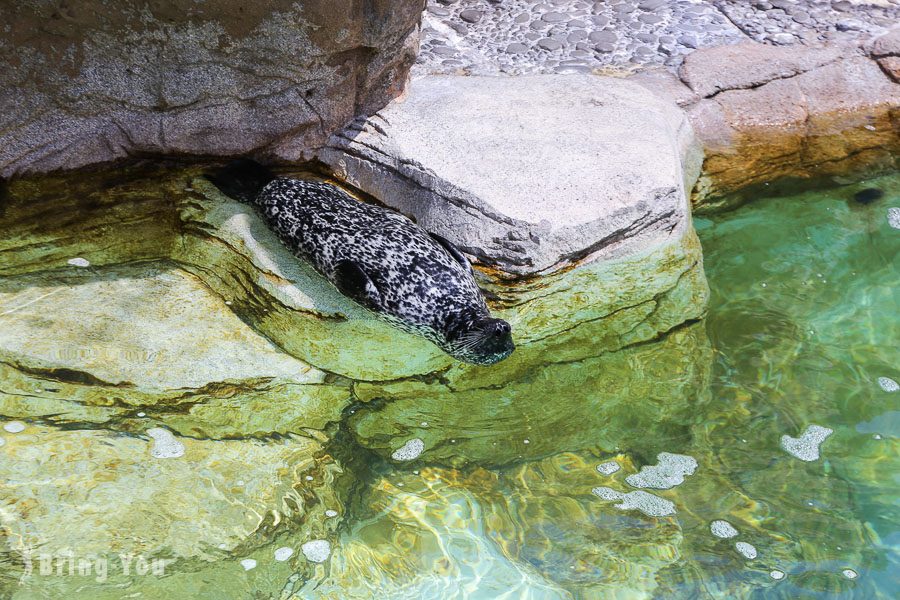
[{"left": 207, "top": 159, "right": 514, "bottom": 365}]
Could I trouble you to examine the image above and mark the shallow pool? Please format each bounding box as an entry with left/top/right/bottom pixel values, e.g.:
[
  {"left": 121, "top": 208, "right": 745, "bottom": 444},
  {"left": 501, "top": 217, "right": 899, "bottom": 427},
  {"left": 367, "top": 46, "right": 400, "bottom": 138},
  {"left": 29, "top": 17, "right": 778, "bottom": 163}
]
[{"left": 0, "top": 170, "right": 897, "bottom": 599}]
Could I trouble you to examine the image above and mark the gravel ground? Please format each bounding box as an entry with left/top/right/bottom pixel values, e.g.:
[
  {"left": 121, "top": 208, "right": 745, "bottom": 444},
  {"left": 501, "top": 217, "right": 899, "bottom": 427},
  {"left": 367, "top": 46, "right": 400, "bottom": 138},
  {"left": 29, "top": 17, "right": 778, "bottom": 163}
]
[{"left": 415, "top": 0, "right": 900, "bottom": 75}]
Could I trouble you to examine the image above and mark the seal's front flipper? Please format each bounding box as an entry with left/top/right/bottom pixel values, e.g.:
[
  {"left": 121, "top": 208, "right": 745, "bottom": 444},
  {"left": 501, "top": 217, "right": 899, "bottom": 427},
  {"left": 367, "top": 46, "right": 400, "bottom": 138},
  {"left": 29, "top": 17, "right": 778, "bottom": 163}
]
[
  {"left": 428, "top": 232, "right": 474, "bottom": 275},
  {"left": 333, "top": 260, "right": 382, "bottom": 310}
]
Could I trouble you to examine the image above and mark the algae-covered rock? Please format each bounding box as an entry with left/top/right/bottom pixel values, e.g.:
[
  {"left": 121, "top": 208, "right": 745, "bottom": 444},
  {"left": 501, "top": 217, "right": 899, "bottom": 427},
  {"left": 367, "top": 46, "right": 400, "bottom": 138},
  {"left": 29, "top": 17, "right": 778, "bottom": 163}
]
[
  {"left": 0, "top": 263, "right": 348, "bottom": 438},
  {"left": 349, "top": 322, "right": 713, "bottom": 468},
  {"left": 0, "top": 425, "right": 337, "bottom": 572}
]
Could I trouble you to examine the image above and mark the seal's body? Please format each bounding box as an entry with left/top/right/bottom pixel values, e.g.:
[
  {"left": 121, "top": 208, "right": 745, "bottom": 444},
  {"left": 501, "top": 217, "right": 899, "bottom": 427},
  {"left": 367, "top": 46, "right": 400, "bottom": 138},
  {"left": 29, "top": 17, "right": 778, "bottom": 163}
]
[{"left": 207, "top": 160, "right": 514, "bottom": 365}]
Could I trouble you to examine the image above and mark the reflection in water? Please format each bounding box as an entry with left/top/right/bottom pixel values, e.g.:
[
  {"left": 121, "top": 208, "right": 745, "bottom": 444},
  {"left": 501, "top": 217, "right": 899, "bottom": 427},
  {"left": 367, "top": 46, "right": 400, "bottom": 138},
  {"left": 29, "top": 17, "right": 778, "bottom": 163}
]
[{"left": 0, "top": 171, "right": 897, "bottom": 598}]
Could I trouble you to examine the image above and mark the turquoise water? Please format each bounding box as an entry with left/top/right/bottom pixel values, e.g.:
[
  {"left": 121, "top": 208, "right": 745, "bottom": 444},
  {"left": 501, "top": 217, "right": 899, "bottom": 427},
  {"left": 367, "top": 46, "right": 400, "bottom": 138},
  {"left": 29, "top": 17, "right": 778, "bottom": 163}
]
[{"left": 0, "top": 169, "right": 897, "bottom": 598}]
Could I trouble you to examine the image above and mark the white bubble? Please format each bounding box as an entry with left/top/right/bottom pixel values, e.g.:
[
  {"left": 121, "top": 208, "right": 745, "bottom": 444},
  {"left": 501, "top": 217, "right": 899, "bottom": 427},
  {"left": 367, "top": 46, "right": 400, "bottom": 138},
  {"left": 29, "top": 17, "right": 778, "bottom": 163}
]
[
  {"left": 391, "top": 438, "right": 425, "bottom": 461},
  {"left": 710, "top": 520, "right": 738, "bottom": 539},
  {"left": 626, "top": 452, "right": 698, "bottom": 489},
  {"left": 735, "top": 541, "right": 757, "bottom": 560},
  {"left": 877, "top": 377, "right": 899, "bottom": 392},
  {"left": 305, "top": 475, "right": 313, "bottom": 481},
  {"left": 3, "top": 421, "right": 26, "bottom": 433},
  {"left": 596, "top": 461, "right": 620, "bottom": 475},
  {"left": 523, "top": 439, "right": 530, "bottom": 444},
  {"left": 67, "top": 257, "right": 90, "bottom": 267},
  {"left": 240, "top": 559, "right": 257, "bottom": 570},
  {"left": 325, "top": 509, "right": 338, "bottom": 518},
  {"left": 301, "top": 539, "right": 331, "bottom": 563},
  {"left": 770, "top": 569, "right": 785, "bottom": 580},
  {"left": 137, "top": 412, "right": 146, "bottom": 417},
  {"left": 420, "top": 421, "right": 428, "bottom": 427},
  {"left": 842, "top": 568, "right": 858, "bottom": 580},
  {"left": 274, "top": 547, "right": 294, "bottom": 561},
  {"left": 146, "top": 427, "right": 185, "bottom": 459},
  {"left": 780, "top": 425, "right": 833, "bottom": 461},
  {"left": 887, "top": 207, "right": 900, "bottom": 229}
]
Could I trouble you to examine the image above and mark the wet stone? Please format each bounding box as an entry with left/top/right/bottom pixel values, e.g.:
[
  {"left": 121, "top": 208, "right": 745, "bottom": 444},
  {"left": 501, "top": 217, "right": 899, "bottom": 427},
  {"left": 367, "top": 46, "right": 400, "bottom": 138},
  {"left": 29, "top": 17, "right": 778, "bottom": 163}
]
[
  {"left": 639, "top": 14, "right": 664, "bottom": 25},
  {"left": 591, "top": 15, "right": 610, "bottom": 27},
  {"left": 678, "top": 34, "right": 699, "bottom": 49},
  {"left": 515, "top": 12, "right": 530, "bottom": 23},
  {"left": 639, "top": 0, "right": 666, "bottom": 10},
  {"left": 568, "top": 30, "right": 588, "bottom": 42}
]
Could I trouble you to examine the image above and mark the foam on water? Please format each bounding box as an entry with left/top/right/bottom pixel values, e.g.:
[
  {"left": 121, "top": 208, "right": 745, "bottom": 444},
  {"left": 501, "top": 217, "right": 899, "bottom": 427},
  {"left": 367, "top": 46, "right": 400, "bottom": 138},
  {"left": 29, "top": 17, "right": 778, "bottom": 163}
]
[
  {"left": 877, "top": 377, "right": 899, "bottom": 392},
  {"left": 735, "top": 541, "right": 757, "bottom": 560},
  {"left": 591, "top": 486, "right": 676, "bottom": 517},
  {"left": 274, "top": 547, "right": 294, "bottom": 562},
  {"left": 596, "top": 461, "right": 620, "bottom": 475},
  {"left": 625, "top": 452, "right": 698, "bottom": 489},
  {"left": 391, "top": 438, "right": 425, "bottom": 461},
  {"left": 710, "top": 520, "right": 738, "bottom": 539},
  {"left": 301, "top": 539, "right": 331, "bottom": 563},
  {"left": 67, "top": 257, "right": 90, "bottom": 267},
  {"left": 841, "top": 568, "right": 858, "bottom": 579},
  {"left": 3, "top": 421, "right": 25, "bottom": 433},
  {"left": 780, "top": 425, "right": 833, "bottom": 461},
  {"left": 146, "top": 427, "right": 185, "bottom": 459},
  {"left": 770, "top": 569, "right": 785, "bottom": 580},
  {"left": 887, "top": 207, "right": 900, "bottom": 229},
  {"left": 240, "top": 559, "right": 257, "bottom": 570}
]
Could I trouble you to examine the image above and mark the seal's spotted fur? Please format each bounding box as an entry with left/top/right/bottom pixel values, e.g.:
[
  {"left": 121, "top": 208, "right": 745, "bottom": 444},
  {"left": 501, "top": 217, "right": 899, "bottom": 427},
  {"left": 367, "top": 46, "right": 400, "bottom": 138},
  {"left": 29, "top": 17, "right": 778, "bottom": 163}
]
[{"left": 207, "top": 160, "right": 514, "bottom": 365}]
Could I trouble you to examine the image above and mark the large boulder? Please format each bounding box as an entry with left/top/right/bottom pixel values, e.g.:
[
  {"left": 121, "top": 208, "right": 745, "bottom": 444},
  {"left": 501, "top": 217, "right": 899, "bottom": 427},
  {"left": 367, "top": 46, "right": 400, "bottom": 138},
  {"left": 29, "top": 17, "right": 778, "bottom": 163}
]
[
  {"left": 0, "top": 0, "right": 423, "bottom": 177},
  {"left": 673, "top": 41, "right": 900, "bottom": 212}
]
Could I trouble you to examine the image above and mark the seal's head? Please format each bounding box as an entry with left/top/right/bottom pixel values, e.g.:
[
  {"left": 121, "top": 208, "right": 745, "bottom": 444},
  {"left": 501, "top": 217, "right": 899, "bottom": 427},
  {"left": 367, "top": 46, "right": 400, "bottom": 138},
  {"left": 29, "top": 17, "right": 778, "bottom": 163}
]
[{"left": 444, "top": 314, "right": 515, "bottom": 365}]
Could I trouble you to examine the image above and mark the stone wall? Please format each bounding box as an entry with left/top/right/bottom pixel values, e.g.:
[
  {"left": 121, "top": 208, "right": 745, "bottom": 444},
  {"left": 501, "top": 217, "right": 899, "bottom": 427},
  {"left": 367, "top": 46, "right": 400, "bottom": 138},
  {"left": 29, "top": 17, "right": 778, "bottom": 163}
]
[{"left": 0, "top": 0, "right": 423, "bottom": 177}]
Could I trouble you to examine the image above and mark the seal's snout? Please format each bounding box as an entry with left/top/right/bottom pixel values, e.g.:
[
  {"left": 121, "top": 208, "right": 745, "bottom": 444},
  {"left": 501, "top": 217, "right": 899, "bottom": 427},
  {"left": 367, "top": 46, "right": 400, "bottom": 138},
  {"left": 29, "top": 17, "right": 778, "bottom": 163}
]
[
  {"left": 490, "top": 319, "right": 511, "bottom": 336},
  {"left": 474, "top": 318, "right": 515, "bottom": 365}
]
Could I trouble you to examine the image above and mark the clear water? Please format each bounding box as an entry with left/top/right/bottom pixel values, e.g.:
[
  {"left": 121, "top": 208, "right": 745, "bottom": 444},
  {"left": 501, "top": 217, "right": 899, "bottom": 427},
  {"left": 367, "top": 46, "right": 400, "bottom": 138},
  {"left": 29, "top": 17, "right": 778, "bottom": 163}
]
[{"left": 0, "top": 170, "right": 898, "bottom": 599}]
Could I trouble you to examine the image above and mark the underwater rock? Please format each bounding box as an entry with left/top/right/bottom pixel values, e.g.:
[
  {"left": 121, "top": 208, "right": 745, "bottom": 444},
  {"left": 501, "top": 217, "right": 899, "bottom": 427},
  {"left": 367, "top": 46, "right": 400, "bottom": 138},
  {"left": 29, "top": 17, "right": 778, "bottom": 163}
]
[
  {"left": 0, "top": 425, "right": 339, "bottom": 565},
  {"left": 853, "top": 187, "right": 884, "bottom": 204},
  {"left": 0, "top": 1, "right": 422, "bottom": 177},
  {"left": 349, "top": 322, "right": 714, "bottom": 467}
]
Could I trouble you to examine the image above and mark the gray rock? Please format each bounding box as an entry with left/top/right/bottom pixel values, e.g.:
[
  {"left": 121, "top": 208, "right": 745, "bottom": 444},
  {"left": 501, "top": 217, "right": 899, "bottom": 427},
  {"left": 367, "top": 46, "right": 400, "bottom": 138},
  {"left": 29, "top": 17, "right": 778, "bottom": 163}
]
[
  {"left": 506, "top": 42, "right": 530, "bottom": 53},
  {"left": 589, "top": 30, "right": 618, "bottom": 43},
  {"left": 538, "top": 38, "right": 563, "bottom": 51},
  {"left": 638, "top": 0, "right": 666, "bottom": 11},
  {"left": 320, "top": 74, "right": 702, "bottom": 275},
  {"left": 0, "top": 0, "right": 423, "bottom": 177},
  {"left": 639, "top": 14, "right": 664, "bottom": 25},
  {"left": 460, "top": 9, "right": 484, "bottom": 23},
  {"left": 678, "top": 34, "right": 699, "bottom": 49},
  {"left": 542, "top": 12, "right": 568, "bottom": 23}
]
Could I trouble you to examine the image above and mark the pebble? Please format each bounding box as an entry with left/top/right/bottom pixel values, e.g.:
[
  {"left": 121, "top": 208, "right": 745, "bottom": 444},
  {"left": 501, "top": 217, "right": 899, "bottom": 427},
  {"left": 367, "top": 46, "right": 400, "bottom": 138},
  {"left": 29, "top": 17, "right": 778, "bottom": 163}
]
[
  {"left": 678, "top": 34, "right": 699, "bottom": 49},
  {"left": 147, "top": 427, "right": 185, "bottom": 459},
  {"left": 638, "top": 0, "right": 666, "bottom": 10},
  {"left": 301, "top": 540, "right": 331, "bottom": 563},
  {"left": 542, "top": 12, "right": 568, "bottom": 23},
  {"left": 506, "top": 42, "right": 529, "bottom": 53},
  {"left": 589, "top": 30, "right": 617, "bottom": 44},
  {"left": 391, "top": 438, "right": 425, "bottom": 461},
  {"left": 735, "top": 541, "right": 758, "bottom": 560},
  {"left": 459, "top": 9, "right": 483, "bottom": 23},
  {"left": 780, "top": 425, "right": 833, "bottom": 461},
  {"left": 3, "top": 421, "right": 26, "bottom": 433},
  {"left": 638, "top": 14, "right": 664, "bottom": 25},
  {"left": 538, "top": 38, "right": 563, "bottom": 51},
  {"left": 274, "top": 547, "right": 294, "bottom": 561},
  {"left": 769, "top": 33, "right": 796, "bottom": 45},
  {"left": 710, "top": 520, "right": 739, "bottom": 539}
]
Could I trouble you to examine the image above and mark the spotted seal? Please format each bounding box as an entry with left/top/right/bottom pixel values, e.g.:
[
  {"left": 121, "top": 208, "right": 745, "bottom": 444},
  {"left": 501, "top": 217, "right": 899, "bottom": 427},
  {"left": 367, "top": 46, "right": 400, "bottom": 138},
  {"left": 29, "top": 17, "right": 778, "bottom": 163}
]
[{"left": 207, "top": 159, "right": 514, "bottom": 365}]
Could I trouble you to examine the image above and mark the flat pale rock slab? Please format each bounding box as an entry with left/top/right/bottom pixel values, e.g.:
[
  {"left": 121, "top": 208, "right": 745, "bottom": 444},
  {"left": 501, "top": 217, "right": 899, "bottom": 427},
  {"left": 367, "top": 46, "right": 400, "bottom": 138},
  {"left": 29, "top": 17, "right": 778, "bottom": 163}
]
[{"left": 321, "top": 74, "right": 701, "bottom": 276}]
